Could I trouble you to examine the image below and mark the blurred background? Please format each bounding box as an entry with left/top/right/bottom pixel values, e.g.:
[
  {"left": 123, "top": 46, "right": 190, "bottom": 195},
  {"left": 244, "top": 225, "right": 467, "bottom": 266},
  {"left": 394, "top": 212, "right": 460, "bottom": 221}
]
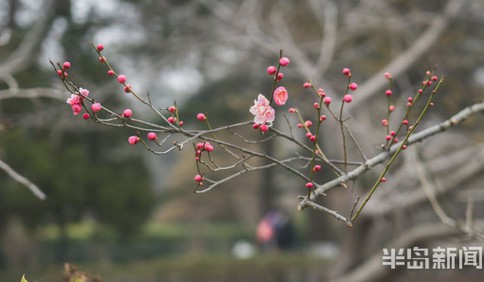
[{"left": 0, "top": 0, "right": 483, "bottom": 281}]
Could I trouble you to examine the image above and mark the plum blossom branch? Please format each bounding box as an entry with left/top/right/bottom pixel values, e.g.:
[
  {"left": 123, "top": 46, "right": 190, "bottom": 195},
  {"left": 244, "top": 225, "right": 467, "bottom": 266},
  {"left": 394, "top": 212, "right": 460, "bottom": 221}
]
[{"left": 52, "top": 43, "right": 482, "bottom": 225}]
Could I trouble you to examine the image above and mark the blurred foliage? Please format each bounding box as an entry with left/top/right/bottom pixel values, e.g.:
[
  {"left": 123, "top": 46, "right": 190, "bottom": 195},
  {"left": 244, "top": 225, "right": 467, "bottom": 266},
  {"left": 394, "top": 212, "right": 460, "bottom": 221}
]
[
  {"left": 0, "top": 126, "right": 155, "bottom": 244},
  {"left": 3, "top": 254, "right": 330, "bottom": 282}
]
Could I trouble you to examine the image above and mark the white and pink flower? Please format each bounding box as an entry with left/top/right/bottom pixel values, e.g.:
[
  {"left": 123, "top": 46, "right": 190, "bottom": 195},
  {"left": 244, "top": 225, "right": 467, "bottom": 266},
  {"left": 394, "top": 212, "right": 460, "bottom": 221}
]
[
  {"left": 66, "top": 94, "right": 80, "bottom": 106},
  {"left": 79, "top": 88, "right": 89, "bottom": 97},
  {"left": 249, "top": 94, "right": 275, "bottom": 125},
  {"left": 66, "top": 88, "right": 90, "bottom": 115}
]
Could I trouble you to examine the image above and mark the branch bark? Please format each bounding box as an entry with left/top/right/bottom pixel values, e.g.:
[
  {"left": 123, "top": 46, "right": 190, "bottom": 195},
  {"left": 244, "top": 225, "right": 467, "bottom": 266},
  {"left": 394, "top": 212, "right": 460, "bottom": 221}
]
[
  {"left": 0, "top": 158, "right": 46, "bottom": 200},
  {"left": 300, "top": 101, "right": 484, "bottom": 208},
  {"left": 0, "top": 0, "right": 57, "bottom": 78},
  {"left": 0, "top": 87, "right": 66, "bottom": 101}
]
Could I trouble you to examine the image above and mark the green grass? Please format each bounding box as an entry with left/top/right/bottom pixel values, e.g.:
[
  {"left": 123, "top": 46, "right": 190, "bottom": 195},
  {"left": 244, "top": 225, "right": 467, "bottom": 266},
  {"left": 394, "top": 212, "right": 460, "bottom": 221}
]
[{"left": 37, "top": 221, "right": 252, "bottom": 242}]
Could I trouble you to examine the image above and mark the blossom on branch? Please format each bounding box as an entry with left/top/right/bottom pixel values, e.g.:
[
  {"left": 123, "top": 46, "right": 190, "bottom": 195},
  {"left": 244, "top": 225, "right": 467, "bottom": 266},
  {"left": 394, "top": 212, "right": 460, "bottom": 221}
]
[
  {"left": 249, "top": 94, "right": 275, "bottom": 125},
  {"left": 273, "top": 86, "right": 288, "bottom": 106},
  {"left": 66, "top": 87, "right": 89, "bottom": 115}
]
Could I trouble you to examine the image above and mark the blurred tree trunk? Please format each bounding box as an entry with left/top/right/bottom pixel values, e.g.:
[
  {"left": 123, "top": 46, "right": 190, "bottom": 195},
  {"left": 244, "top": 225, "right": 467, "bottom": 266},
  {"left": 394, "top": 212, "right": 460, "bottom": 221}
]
[
  {"left": 260, "top": 138, "right": 275, "bottom": 214},
  {"left": 7, "top": 0, "right": 18, "bottom": 29}
]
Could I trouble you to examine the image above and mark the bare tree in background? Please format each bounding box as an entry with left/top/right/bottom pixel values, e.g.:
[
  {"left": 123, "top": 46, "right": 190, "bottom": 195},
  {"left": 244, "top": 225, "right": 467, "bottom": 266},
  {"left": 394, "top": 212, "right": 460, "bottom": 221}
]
[{"left": 0, "top": 0, "right": 72, "bottom": 199}]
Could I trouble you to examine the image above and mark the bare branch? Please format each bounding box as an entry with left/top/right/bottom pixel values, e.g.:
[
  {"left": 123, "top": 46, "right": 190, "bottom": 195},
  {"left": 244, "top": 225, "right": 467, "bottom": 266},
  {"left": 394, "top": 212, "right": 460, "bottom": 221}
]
[
  {"left": 0, "top": 88, "right": 66, "bottom": 101},
  {"left": 298, "top": 197, "right": 351, "bottom": 225},
  {"left": 347, "top": 0, "right": 465, "bottom": 110},
  {"left": 410, "top": 146, "right": 457, "bottom": 226},
  {"left": 0, "top": 158, "right": 46, "bottom": 200},
  {"left": 0, "top": 0, "right": 57, "bottom": 78},
  {"left": 300, "top": 101, "right": 484, "bottom": 207}
]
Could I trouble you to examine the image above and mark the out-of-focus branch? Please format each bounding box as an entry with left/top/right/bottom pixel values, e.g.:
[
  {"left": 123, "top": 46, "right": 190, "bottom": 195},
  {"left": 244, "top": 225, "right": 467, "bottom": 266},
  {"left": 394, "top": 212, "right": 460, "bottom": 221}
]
[
  {"left": 366, "top": 143, "right": 484, "bottom": 217},
  {"left": 0, "top": 88, "right": 66, "bottom": 101},
  {"left": 0, "top": 158, "right": 46, "bottom": 200},
  {"left": 0, "top": 0, "right": 57, "bottom": 78},
  {"left": 309, "top": 0, "right": 338, "bottom": 76},
  {"left": 411, "top": 146, "right": 483, "bottom": 239},
  {"left": 347, "top": 0, "right": 465, "bottom": 111},
  {"left": 412, "top": 146, "right": 456, "bottom": 225}
]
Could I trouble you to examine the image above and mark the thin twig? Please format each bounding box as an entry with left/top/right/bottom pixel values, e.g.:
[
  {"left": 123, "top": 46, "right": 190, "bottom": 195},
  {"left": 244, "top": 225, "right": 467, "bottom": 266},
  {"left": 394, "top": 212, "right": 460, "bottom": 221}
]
[
  {"left": 0, "top": 158, "right": 46, "bottom": 200},
  {"left": 299, "top": 101, "right": 484, "bottom": 211}
]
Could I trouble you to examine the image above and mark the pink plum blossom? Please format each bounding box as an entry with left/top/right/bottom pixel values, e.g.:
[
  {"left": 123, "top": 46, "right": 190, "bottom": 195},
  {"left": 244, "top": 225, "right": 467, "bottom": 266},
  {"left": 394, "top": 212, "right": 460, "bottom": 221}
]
[
  {"left": 249, "top": 94, "right": 275, "bottom": 125},
  {"left": 267, "top": 66, "right": 277, "bottom": 75},
  {"left": 117, "top": 75, "right": 127, "bottom": 84},
  {"left": 197, "top": 113, "right": 207, "bottom": 121},
  {"left": 147, "top": 132, "right": 157, "bottom": 140},
  {"left": 91, "top": 102, "right": 102, "bottom": 113},
  {"left": 317, "top": 88, "right": 326, "bottom": 97},
  {"left": 66, "top": 94, "right": 81, "bottom": 106},
  {"left": 260, "top": 124, "right": 269, "bottom": 133},
  {"left": 279, "top": 57, "right": 290, "bottom": 67},
  {"left": 204, "top": 142, "right": 214, "bottom": 152},
  {"left": 194, "top": 175, "right": 203, "bottom": 182},
  {"left": 167, "top": 116, "right": 176, "bottom": 124},
  {"left": 123, "top": 108, "right": 133, "bottom": 118},
  {"left": 273, "top": 86, "right": 288, "bottom": 106},
  {"left": 342, "top": 68, "right": 351, "bottom": 77},
  {"left": 128, "top": 136, "right": 140, "bottom": 145},
  {"left": 79, "top": 88, "right": 89, "bottom": 97},
  {"left": 343, "top": 94, "right": 353, "bottom": 103},
  {"left": 66, "top": 89, "right": 90, "bottom": 115},
  {"left": 349, "top": 83, "right": 358, "bottom": 91},
  {"left": 71, "top": 104, "right": 82, "bottom": 115}
]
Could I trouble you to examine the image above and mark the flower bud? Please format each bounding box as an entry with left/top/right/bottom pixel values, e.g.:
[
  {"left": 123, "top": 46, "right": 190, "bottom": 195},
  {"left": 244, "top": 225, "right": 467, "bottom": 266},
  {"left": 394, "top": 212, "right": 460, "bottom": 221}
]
[
  {"left": 147, "top": 132, "right": 157, "bottom": 140},
  {"left": 122, "top": 108, "right": 133, "bottom": 118}
]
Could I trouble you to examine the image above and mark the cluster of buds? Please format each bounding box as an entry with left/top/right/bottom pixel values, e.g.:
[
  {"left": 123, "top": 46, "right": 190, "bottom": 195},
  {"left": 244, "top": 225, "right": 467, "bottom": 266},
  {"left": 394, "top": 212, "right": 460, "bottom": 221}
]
[
  {"left": 166, "top": 105, "right": 184, "bottom": 126},
  {"left": 56, "top": 61, "right": 71, "bottom": 79},
  {"left": 379, "top": 69, "right": 441, "bottom": 150},
  {"left": 289, "top": 67, "right": 360, "bottom": 192},
  {"left": 250, "top": 56, "right": 291, "bottom": 133},
  {"left": 194, "top": 141, "right": 214, "bottom": 162},
  {"left": 193, "top": 141, "right": 216, "bottom": 188}
]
